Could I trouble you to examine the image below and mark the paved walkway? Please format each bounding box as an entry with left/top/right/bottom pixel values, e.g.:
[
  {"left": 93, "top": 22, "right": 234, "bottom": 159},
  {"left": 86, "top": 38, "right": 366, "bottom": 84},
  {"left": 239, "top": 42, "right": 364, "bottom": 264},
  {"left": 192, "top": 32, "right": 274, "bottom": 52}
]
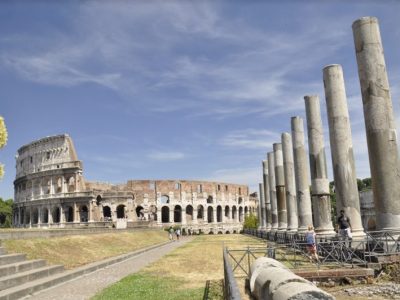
[{"left": 25, "top": 238, "right": 193, "bottom": 300}]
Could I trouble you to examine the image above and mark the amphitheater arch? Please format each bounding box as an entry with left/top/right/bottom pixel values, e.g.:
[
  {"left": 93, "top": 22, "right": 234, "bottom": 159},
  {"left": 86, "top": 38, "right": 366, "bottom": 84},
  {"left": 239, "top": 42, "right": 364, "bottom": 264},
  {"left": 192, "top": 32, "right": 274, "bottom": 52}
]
[
  {"left": 32, "top": 207, "right": 39, "bottom": 224},
  {"left": 56, "top": 177, "right": 62, "bottom": 193},
  {"left": 103, "top": 206, "right": 111, "bottom": 220},
  {"left": 232, "top": 206, "right": 237, "bottom": 221},
  {"left": 65, "top": 206, "right": 74, "bottom": 222},
  {"left": 239, "top": 206, "right": 244, "bottom": 222},
  {"left": 238, "top": 197, "right": 243, "bottom": 205},
  {"left": 225, "top": 206, "right": 230, "bottom": 221},
  {"left": 245, "top": 206, "right": 248, "bottom": 216},
  {"left": 174, "top": 205, "right": 182, "bottom": 223},
  {"left": 96, "top": 195, "right": 102, "bottom": 206},
  {"left": 161, "top": 206, "right": 169, "bottom": 223},
  {"left": 80, "top": 205, "right": 88, "bottom": 222},
  {"left": 217, "top": 206, "right": 222, "bottom": 223},
  {"left": 116, "top": 205, "right": 125, "bottom": 218},
  {"left": 136, "top": 206, "right": 145, "bottom": 220},
  {"left": 207, "top": 206, "right": 213, "bottom": 223},
  {"left": 185, "top": 205, "right": 193, "bottom": 222},
  {"left": 52, "top": 207, "right": 60, "bottom": 223},
  {"left": 207, "top": 196, "right": 213, "bottom": 204},
  {"left": 24, "top": 209, "right": 30, "bottom": 225},
  {"left": 42, "top": 208, "right": 49, "bottom": 224},
  {"left": 197, "top": 205, "right": 204, "bottom": 220},
  {"left": 67, "top": 177, "right": 75, "bottom": 192}
]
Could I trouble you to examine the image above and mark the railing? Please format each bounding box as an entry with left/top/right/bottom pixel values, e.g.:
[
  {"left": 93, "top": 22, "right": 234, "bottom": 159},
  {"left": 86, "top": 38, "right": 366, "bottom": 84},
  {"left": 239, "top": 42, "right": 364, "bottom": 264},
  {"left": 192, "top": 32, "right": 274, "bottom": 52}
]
[
  {"left": 244, "top": 229, "right": 400, "bottom": 267},
  {"left": 223, "top": 247, "right": 242, "bottom": 300}
]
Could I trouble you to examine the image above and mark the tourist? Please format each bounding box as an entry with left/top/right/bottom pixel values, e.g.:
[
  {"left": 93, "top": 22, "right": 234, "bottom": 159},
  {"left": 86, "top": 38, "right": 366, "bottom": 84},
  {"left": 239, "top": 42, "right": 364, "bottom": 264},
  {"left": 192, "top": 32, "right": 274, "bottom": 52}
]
[
  {"left": 168, "top": 226, "right": 174, "bottom": 241},
  {"left": 337, "top": 209, "right": 352, "bottom": 240},
  {"left": 176, "top": 228, "right": 181, "bottom": 241},
  {"left": 305, "top": 225, "right": 319, "bottom": 263}
]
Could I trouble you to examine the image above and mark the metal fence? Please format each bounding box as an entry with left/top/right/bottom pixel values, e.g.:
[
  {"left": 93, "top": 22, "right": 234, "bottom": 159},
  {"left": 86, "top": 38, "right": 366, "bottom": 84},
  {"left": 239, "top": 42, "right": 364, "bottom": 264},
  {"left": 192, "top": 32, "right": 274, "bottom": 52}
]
[
  {"left": 244, "top": 228, "right": 400, "bottom": 267},
  {"left": 223, "top": 247, "right": 242, "bottom": 300}
]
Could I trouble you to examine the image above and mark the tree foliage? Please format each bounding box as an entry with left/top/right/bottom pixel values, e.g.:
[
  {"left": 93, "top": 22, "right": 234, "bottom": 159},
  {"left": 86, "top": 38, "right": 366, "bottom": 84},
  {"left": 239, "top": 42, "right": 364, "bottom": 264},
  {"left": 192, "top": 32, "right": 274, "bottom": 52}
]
[
  {"left": 0, "top": 198, "right": 13, "bottom": 227},
  {"left": 243, "top": 213, "right": 259, "bottom": 229},
  {"left": 0, "top": 116, "right": 8, "bottom": 179}
]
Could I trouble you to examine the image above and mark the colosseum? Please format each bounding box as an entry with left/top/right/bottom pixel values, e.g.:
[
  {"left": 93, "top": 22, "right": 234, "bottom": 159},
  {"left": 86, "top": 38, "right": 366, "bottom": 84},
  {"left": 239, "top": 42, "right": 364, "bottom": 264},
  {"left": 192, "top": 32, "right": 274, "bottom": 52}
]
[{"left": 12, "top": 134, "right": 258, "bottom": 234}]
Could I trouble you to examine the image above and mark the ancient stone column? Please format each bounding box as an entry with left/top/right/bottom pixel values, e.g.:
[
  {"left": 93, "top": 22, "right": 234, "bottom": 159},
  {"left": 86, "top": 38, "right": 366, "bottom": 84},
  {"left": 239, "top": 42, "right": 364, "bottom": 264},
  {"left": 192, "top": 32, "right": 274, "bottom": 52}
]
[
  {"left": 273, "top": 143, "right": 287, "bottom": 231},
  {"left": 258, "top": 183, "right": 266, "bottom": 229},
  {"left": 291, "top": 117, "right": 313, "bottom": 232},
  {"left": 304, "top": 95, "right": 335, "bottom": 235},
  {"left": 268, "top": 152, "right": 278, "bottom": 230},
  {"left": 353, "top": 17, "right": 400, "bottom": 230},
  {"left": 262, "top": 160, "right": 271, "bottom": 229},
  {"left": 282, "top": 132, "right": 298, "bottom": 232},
  {"left": 323, "top": 64, "right": 365, "bottom": 237}
]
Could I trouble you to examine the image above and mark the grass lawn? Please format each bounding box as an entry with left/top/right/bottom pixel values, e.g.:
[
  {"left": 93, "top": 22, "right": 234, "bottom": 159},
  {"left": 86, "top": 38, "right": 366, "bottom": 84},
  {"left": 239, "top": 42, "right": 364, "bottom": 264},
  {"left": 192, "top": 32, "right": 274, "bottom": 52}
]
[
  {"left": 2, "top": 229, "right": 168, "bottom": 269},
  {"left": 93, "top": 234, "right": 265, "bottom": 300}
]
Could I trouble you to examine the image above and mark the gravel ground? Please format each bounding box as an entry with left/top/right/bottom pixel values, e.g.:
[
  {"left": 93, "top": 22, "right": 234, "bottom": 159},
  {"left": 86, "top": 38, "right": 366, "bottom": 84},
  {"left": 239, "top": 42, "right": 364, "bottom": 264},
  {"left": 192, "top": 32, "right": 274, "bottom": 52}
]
[
  {"left": 24, "top": 238, "right": 193, "bottom": 300},
  {"left": 327, "top": 282, "right": 400, "bottom": 300}
]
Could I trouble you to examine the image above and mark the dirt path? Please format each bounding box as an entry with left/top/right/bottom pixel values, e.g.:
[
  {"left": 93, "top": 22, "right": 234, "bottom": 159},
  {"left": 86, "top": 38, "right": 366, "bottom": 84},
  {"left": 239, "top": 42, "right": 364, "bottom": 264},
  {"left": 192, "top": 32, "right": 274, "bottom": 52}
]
[{"left": 24, "top": 238, "right": 193, "bottom": 300}]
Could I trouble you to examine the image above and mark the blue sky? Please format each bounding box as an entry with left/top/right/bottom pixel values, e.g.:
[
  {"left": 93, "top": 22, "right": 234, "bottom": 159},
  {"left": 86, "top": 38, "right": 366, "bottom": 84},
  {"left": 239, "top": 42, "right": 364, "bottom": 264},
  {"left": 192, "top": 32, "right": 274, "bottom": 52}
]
[{"left": 1, "top": 1, "right": 399, "bottom": 199}]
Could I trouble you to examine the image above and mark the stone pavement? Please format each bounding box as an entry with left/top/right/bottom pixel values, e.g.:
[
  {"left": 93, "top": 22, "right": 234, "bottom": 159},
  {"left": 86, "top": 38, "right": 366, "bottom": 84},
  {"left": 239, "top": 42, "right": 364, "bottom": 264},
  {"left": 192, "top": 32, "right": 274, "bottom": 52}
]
[{"left": 24, "top": 238, "right": 193, "bottom": 300}]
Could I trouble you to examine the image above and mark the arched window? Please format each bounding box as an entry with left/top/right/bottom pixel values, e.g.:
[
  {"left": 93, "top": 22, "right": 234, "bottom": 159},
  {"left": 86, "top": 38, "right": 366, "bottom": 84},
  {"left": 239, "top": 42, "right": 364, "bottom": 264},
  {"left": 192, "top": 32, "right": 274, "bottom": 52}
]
[
  {"left": 207, "top": 207, "right": 213, "bottom": 223},
  {"left": 162, "top": 206, "right": 169, "bottom": 223},
  {"left": 116, "top": 205, "right": 125, "bottom": 218},
  {"left": 52, "top": 207, "right": 60, "bottom": 223},
  {"left": 103, "top": 206, "right": 111, "bottom": 221},
  {"left": 96, "top": 195, "right": 102, "bottom": 206},
  {"left": 136, "top": 206, "right": 145, "bottom": 220},
  {"left": 174, "top": 205, "right": 182, "bottom": 223},
  {"left": 160, "top": 195, "right": 169, "bottom": 204},
  {"left": 80, "top": 205, "right": 88, "bottom": 222}
]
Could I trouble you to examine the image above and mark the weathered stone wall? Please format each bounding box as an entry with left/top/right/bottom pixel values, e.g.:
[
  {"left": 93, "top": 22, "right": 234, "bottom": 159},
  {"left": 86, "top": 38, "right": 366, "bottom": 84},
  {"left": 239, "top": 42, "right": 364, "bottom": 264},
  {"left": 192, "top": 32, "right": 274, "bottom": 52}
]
[{"left": 12, "top": 135, "right": 257, "bottom": 234}]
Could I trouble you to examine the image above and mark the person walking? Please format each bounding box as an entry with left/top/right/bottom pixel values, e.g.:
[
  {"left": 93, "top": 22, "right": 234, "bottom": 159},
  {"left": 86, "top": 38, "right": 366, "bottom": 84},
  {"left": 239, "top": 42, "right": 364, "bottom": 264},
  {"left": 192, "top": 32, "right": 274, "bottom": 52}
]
[
  {"left": 168, "top": 226, "right": 175, "bottom": 241},
  {"left": 305, "top": 225, "right": 319, "bottom": 263},
  {"left": 176, "top": 228, "right": 181, "bottom": 241}
]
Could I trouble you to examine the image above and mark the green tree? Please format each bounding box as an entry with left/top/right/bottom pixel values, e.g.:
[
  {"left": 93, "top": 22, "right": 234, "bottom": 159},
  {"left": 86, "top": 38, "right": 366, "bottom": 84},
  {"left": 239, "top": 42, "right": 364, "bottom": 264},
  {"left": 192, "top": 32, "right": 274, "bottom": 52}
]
[
  {"left": 0, "top": 198, "right": 13, "bottom": 227},
  {"left": 0, "top": 116, "right": 8, "bottom": 179},
  {"left": 243, "top": 213, "right": 259, "bottom": 229},
  {"left": 362, "top": 177, "right": 372, "bottom": 190},
  {"left": 357, "top": 178, "right": 366, "bottom": 191}
]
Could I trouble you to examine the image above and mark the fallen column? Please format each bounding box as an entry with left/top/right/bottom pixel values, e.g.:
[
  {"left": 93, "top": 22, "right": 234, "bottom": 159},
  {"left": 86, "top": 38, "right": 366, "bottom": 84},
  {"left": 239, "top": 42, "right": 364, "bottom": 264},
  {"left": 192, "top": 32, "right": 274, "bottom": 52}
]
[
  {"left": 305, "top": 95, "right": 335, "bottom": 236},
  {"left": 282, "top": 132, "right": 298, "bottom": 232},
  {"left": 353, "top": 16, "right": 400, "bottom": 230},
  {"left": 250, "top": 257, "right": 335, "bottom": 300},
  {"left": 323, "top": 64, "right": 365, "bottom": 237},
  {"left": 273, "top": 143, "right": 287, "bottom": 231},
  {"left": 291, "top": 116, "right": 313, "bottom": 232},
  {"left": 268, "top": 152, "right": 278, "bottom": 231}
]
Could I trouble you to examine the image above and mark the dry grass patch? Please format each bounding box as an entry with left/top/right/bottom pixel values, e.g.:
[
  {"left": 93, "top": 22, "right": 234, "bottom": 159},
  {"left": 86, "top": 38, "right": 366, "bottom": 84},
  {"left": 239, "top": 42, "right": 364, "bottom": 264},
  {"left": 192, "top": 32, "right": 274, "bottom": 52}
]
[
  {"left": 3, "top": 229, "right": 167, "bottom": 269},
  {"left": 93, "top": 234, "right": 264, "bottom": 300},
  {"left": 143, "top": 234, "right": 265, "bottom": 290}
]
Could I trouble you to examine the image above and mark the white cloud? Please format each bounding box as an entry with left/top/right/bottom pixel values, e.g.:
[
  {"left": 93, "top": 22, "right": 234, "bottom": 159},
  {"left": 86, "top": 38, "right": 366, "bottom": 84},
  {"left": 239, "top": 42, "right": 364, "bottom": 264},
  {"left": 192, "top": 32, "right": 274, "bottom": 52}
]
[{"left": 221, "top": 129, "right": 279, "bottom": 149}]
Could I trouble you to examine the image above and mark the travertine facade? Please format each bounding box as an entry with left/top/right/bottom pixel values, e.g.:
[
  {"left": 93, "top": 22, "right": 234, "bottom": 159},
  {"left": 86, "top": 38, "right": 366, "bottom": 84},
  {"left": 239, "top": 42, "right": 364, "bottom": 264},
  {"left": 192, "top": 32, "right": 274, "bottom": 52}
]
[{"left": 13, "top": 135, "right": 257, "bottom": 233}]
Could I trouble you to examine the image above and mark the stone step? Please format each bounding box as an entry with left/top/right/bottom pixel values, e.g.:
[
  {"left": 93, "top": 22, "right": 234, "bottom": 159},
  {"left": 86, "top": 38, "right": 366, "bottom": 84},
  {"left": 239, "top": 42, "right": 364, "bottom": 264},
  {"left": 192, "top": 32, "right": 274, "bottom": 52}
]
[
  {"left": 0, "top": 254, "right": 26, "bottom": 266},
  {"left": 0, "top": 265, "right": 64, "bottom": 291},
  {"left": 0, "top": 270, "right": 71, "bottom": 300},
  {"left": 0, "top": 260, "right": 47, "bottom": 278},
  {"left": 0, "top": 248, "right": 7, "bottom": 256}
]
